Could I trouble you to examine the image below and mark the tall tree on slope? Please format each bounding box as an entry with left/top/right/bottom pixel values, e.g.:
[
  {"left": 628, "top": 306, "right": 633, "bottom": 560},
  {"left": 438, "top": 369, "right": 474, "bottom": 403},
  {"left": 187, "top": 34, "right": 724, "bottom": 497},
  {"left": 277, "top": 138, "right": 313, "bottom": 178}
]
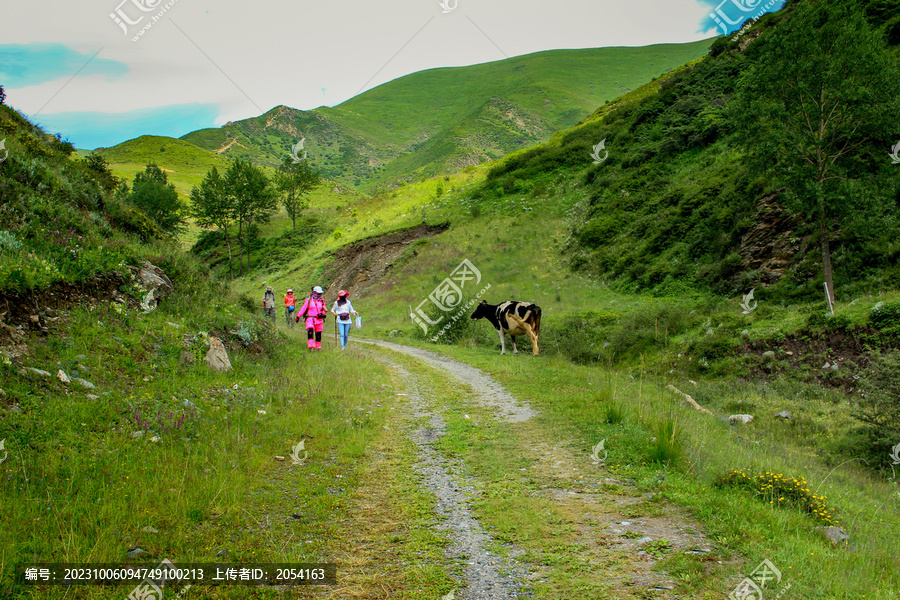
[{"left": 733, "top": 0, "right": 900, "bottom": 305}]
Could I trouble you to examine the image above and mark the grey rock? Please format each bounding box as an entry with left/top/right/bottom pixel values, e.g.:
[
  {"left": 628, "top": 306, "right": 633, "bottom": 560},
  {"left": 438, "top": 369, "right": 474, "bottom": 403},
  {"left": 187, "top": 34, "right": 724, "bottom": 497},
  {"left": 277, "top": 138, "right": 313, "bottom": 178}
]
[
  {"left": 86, "top": 394, "right": 100, "bottom": 401},
  {"left": 638, "top": 536, "right": 654, "bottom": 545},
  {"left": 72, "top": 378, "right": 96, "bottom": 390},
  {"left": 775, "top": 411, "right": 793, "bottom": 420},
  {"left": 141, "top": 526, "right": 159, "bottom": 534},
  {"left": 22, "top": 367, "right": 51, "bottom": 379},
  {"left": 762, "top": 351, "right": 776, "bottom": 362},
  {"left": 138, "top": 261, "right": 174, "bottom": 296},
  {"left": 205, "top": 337, "right": 232, "bottom": 372},
  {"left": 127, "top": 547, "right": 150, "bottom": 559},
  {"left": 182, "top": 399, "right": 198, "bottom": 410},
  {"left": 814, "top": 526, "right": 849, "bottom": 545},
  {"left": 131, "top": 431, "right": 144, "bottom": 438},
  {"left": 729, "top": 414, "right": 755, "bottom": 425}
]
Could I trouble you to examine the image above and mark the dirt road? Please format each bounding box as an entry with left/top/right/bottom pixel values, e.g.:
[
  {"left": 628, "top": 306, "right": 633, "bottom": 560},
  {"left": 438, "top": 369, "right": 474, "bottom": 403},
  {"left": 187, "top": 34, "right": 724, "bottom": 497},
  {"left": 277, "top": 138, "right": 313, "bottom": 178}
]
[{"left": 353, "top": 339, "right": 717, "bottom": 599}]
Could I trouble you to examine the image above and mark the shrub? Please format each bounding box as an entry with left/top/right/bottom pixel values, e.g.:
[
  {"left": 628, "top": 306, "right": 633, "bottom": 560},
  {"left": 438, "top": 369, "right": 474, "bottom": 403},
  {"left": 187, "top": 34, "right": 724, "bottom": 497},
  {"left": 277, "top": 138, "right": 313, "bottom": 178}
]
[
  {"left": 608, "top": 303, "right": 694, "bottom": 359},
  {"left": 718, "top": 469, "right": 839, "bottom": 525},
  {"left": 870, "top": 301, "right": 900, "bottom": 330},
  {"left": 844, "top": 349, "right": 900, "bottom": 471}
]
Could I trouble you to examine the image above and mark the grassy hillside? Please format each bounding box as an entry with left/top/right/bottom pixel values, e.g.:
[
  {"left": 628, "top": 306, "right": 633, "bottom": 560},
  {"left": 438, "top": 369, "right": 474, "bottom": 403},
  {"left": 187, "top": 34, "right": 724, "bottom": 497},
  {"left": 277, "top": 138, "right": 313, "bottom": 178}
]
[
  {"left": 181, "top": 40, "right": 714, "bottom": 191},
  {"left": 94, "top": 135, "right": 229, "bottom": 201},
  {"left": 481, "top": 4, "right": 900, "bottom": 301}
]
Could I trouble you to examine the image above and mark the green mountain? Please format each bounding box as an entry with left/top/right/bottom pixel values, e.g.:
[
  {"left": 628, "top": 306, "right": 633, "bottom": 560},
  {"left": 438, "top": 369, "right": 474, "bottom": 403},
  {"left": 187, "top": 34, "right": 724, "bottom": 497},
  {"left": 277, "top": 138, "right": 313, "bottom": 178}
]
[
  {"left": 95, "top": 135, "right": 228, "bottom": 200},
  {"left": 180, "top": 40, "right": 713, "bottom": 190}
]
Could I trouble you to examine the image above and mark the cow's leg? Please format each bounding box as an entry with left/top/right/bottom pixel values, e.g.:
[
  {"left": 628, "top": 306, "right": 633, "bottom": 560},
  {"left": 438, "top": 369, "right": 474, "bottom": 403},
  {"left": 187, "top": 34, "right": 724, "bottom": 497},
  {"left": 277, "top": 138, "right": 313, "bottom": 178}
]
[
  {"left": 511, "top": 335, "right": 519, "bottom": 355},
  {"left": 497, "top": 329, "right": 506, "bottom": 355}
]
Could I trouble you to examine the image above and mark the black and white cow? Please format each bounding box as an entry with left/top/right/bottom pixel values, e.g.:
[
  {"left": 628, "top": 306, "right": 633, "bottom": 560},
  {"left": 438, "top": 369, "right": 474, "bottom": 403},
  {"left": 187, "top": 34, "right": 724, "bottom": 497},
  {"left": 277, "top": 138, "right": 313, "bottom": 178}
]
[{"left": 471, "top": 300, "right": 542, "bottom": 356}]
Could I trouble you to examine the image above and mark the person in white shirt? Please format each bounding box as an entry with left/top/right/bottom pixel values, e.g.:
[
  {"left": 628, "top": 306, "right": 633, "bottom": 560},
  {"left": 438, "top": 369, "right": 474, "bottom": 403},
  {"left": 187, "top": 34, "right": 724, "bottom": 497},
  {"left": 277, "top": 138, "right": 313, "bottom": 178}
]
[{"left": 331, "top": 290, "right": 359, "bottom": 349}]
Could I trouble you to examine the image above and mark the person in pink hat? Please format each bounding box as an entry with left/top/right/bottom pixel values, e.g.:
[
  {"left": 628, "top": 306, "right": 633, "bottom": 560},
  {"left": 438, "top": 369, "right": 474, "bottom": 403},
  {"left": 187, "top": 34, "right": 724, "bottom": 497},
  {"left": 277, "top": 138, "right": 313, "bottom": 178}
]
[
  {"left": 297, "top": 285, "right": 327, "bottom": 350},
  {"left": 331, "top": 290, "right": 359, "bottom": 350}
]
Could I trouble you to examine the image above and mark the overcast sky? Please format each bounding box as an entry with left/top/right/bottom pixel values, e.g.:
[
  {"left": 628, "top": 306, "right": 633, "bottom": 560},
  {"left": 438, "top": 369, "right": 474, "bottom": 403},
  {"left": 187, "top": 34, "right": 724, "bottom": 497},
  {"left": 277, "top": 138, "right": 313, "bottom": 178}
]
[{"left": 0, "top": 0, "right": 784, "bottom": 149}]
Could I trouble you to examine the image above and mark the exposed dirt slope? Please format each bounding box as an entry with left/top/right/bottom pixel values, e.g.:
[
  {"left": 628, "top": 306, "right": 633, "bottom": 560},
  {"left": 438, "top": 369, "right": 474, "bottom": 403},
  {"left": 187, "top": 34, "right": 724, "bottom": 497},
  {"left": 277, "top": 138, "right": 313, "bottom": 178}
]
[{"left": 322, "top": 223, "right": 448, "bottom": 298}]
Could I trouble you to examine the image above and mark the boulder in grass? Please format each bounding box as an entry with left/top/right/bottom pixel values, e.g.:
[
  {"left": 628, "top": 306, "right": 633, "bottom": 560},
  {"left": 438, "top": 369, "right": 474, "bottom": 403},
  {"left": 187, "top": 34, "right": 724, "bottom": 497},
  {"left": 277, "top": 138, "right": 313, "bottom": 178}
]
[
  {"left": 138, "top": 261, "right": 174, "bottom": 296},
  {"left": 814, "top": 526, "right": 849, "bottom": 546},
  {"left": 72, "top": 378, "right": 96, "bottom": 390},
  {"left": 728, "top": 414, "right": 754, "bottom": 425},
  {"left": 22, "top": 368, "right": 51, "bottom": 379},
  {"left": 775, "top": 411, "right": 793, "bottom": 420},
  {"left": 205, "top": 337, "right": 232, "bottom": 372},
  {"left": 127, "top": 547, "right": 150, "bottom": 559}
]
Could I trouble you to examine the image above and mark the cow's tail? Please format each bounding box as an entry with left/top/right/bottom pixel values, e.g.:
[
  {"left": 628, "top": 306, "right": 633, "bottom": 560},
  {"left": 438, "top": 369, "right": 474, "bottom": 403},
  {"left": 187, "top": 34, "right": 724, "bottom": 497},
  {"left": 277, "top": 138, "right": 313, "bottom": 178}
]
[{"left": 532, "top": 305, "right": 542, "bottom": 335}]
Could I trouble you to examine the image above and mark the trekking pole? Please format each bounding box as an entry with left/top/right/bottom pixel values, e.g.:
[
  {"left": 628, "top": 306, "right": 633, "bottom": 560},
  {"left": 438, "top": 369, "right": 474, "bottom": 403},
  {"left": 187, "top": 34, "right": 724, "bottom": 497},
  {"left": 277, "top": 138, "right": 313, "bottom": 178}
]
[{"left": 334, "top": 313, "right": 338, "bottom": 348}]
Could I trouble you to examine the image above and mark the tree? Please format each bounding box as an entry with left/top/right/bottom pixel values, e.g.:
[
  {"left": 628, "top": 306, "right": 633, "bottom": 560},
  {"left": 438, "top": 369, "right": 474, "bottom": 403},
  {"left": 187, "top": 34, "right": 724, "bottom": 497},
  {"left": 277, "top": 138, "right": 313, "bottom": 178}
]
[
  {"left": 128, "top": 163, "right": 186, "bottom": 234},
  {"left": 223, "top": 158, "right": 277, "bottom": 274},
  {"left": 733, "top": 0, "right": 900, "bottom": 305},
  {"left": 275, "top": 157, "right": 321, "bottom": 230},
  {"left": 190, "top": 166, "right": 236, "bottom": 279},
  {"left": 84, "top": 152, "right": 118, "bottom": 192}
]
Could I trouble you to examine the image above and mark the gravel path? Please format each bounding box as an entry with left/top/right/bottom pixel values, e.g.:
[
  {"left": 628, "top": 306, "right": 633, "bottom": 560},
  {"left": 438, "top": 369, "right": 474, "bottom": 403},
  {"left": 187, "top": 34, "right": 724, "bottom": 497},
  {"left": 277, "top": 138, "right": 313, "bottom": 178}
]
[
  {"left": 358, "top": 339, "right": 537, "bottom": 423},
  {"left": 356, "top": 338, "right": 713, "bottom": 599},
  {"left": 359, "top": 339, "right": 532, "bottom": 600}
]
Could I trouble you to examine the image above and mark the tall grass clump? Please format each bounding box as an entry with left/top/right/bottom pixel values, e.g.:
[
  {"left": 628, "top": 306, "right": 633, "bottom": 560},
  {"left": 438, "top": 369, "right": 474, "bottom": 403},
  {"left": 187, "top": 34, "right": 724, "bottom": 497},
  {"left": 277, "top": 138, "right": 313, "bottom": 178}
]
[
  {"left": 603, "top": 401, "right": 627, "bottom": 425},
  {"left": 649, "top": 417, "right": 683, "bottom": 465}
]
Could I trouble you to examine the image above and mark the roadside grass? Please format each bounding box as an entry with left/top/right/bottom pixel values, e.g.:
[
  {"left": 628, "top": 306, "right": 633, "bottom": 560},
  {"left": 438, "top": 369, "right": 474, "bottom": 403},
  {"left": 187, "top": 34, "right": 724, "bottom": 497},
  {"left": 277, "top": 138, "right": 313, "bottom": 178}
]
[
  {"left": 0, "top": 302, "right": 449, "bottom": 598},
  {"left": 387, "top": 343, "right": 900, "bottom": 599}
]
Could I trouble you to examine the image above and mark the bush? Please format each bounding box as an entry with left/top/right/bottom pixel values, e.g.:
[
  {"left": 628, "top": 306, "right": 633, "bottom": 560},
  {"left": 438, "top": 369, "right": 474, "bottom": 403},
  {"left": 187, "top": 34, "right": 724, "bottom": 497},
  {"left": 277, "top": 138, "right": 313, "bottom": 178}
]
[
  {"left": 870, "top": 301, "right": 900, "bottom": 330},
  {"left": 608, "top": 303, "right": 694, "bottom": 359},
  {"left": 717, "top": 469, "right": 839, "bottom": 525},
  {"left": 844, "top": 349, "right": 900, "bottom": 471}
]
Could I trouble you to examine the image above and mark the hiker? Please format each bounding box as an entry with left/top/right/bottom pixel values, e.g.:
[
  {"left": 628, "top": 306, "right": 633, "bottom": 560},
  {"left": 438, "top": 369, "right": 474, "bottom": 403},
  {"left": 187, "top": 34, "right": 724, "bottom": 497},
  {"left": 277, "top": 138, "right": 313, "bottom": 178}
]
[
  {"left": 331, "top": 290, "right": 359, "bottom": 350},
  {"left": 297, "top": 285, "right": 327, "bottom": 350},
  {"left": 262, "top": 286, "right": 277, "bottom": 325},
  {"left": 284, "top": 288, "right": 297, "bottom": 327}
]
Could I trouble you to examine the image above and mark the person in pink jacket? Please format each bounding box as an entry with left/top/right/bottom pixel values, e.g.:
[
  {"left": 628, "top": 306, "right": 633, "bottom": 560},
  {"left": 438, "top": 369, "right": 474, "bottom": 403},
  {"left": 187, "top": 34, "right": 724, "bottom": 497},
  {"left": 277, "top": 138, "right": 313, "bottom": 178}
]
[{"left": 297, "top": 285, "right": 327, "bottom": 350}]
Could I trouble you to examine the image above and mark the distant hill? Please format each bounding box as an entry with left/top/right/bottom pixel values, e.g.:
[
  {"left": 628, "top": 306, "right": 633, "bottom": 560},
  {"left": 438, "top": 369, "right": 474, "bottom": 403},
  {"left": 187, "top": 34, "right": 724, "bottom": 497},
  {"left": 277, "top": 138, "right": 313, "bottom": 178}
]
[
  {"left": 180, "top": 40, "right": 714, "bottom": 191},
  {"left": 95, "top": 135, "right": 228, "bottom": 199}
]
